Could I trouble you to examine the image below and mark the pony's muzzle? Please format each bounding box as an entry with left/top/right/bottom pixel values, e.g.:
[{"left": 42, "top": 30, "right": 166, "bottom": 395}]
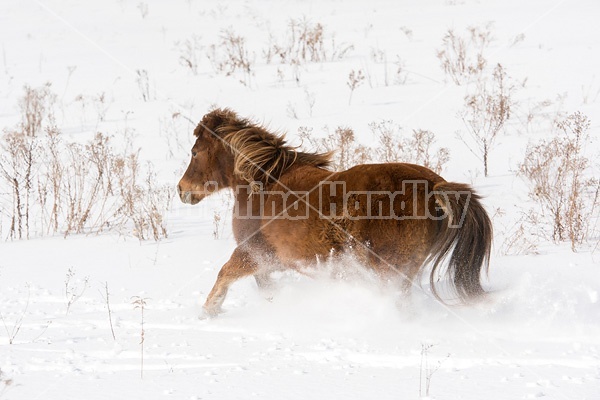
[{"left": 177, "top": 183, "right": 192, "bottom": 204}]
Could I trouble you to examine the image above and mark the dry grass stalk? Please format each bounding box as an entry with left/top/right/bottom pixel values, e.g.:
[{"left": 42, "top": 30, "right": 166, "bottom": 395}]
[
  {"left": 0, "top": 284, "right": 30, "bottom": 345},
  {"left": 131, "top": 296, "right": 149, "bottom": 379}
]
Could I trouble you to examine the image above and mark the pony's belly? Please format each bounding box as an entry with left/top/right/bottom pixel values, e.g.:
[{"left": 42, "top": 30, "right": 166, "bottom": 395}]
[{"left": 262, "top": 218, "right": 337, "bottom": 262}]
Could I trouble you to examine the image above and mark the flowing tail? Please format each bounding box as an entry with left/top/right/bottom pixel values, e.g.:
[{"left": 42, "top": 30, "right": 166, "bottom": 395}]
[{"left": 427, "top": 182, "right": 492, "bottom": 303}]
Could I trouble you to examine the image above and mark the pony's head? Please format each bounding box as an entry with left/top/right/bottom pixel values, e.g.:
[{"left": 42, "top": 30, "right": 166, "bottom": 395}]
[{"left": 177, "top": 108, "right": 238, "bottom": 204}]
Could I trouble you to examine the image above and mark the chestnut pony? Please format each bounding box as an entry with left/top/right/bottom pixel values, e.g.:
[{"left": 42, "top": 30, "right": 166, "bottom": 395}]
[{"left": 178, "top": 108, "right": 492, "bottom": 316}]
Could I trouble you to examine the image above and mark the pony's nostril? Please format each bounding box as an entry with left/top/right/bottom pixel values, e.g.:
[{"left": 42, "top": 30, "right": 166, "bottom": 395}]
[
  {"left": 177, "top": 185, "right": 193, "bottom": 204},
  {"left": 177, "top": 183, "right": 190, "bottom": 203}
]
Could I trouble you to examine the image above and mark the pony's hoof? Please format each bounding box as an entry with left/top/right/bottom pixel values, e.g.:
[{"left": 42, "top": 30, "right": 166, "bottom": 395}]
[
  {"left": 197, "top": 311, "right": 211, "bottom": 320},
  {"left": 199, "top": 307, "right": 221, "bottom": 320}
]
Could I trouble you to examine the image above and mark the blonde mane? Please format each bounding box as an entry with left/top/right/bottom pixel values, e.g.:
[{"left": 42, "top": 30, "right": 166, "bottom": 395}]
[{"left": 203, "top": 109, "right": 332, "bottom": 187}]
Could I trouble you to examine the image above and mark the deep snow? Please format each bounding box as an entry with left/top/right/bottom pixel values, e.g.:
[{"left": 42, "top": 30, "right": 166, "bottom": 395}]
[{"left": 1, "top": 0, "right": 600, "bottom": 399}]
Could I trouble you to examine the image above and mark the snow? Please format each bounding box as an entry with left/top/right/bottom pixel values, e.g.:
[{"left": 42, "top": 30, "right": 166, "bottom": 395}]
[{"left": 1, "top": 0, "right": 600, "bottom": 399}]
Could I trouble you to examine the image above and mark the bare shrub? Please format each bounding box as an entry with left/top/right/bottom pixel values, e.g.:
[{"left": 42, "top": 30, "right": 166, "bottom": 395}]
[
  {"left": 286, "top": 101, "right": 298, "bottom": 119},
  {"left": 399, "top": 26, "right": 413, "bottom": 41},
  {"left": 369, "top": 49, "right": 407, "bottom": 87},
  {"left": 500, "top": 219, "right": 539, "bottom": 256},
  {"left": 62, "top": 142, "right": 90, "bottom": 235},
  {"left": 92, "top": 92, "right": 110, "bottom": 123},
  {"left": 207, "top": 29, "right": 253, "bottom": 85},
  {"left": 458, "top": 63, "right": 515, "bottom": 176},
  {"left": 64, "top": 267, "right": 89, "bottom": 315},
  {"left": 515, "top": 93, "right": 567, "bottom": 135},
  {"left": 19, "top": 83, "right": 56, "bottom": 137},
  {"left": 99, "top": 282, "right": 116, "bottom": 341},
  {"left": 113, "top": 160, "right": 170, "bottom": 241},
  {"left": 495, "top": 209, "right": 539, "bottom": 256},
  {"left": 41, "top": 125, "right": 63, "bottom": 234},
  {"left": 298, "top": 126, "right": 371, "bottom": 171},
  {"left": 136, "top": 69, "right": 151, "bottom": 102},
  {"left": 73, "top": 91, "right": 113, "bottom": 128},
  {"left": 419, "top": 343, "right": 450, "bottom": 398},
  {"left": 510, "top": 33, "right": 526, "bottom": 47},
  {"left": 369, "top": 121, "right": 450, "bottom": 174},
  {"left": 0, "top": 284, "right": 30, "bottom": 344},
  {"left": 304, "top": 87, "right": 316, "bottom": 117},
  {"left": 347, "top": 69, "right": 365, "bottom": 105},
  {"left": 393, "top": 56, "right": 408, "bottom": 85},
  {"left": 520, "top": 98, "right": 553, "bottom": 133},
  {"left": 63, "top": 132, "right": 117, "bottom": 236},
  {"left": 370, "top": 47, "right": 385, "bottom": 64},
  {"left": 370, "top": 120, "right": 402, "bottom": 163},
  {"left": 213, "top": 210, "right": 222, "bottom": 239},
  {"left": 0, "top": 130, "right": 37, "bottom": 239},
  {"left": 519, "top": 112, "right": 599, "bottom": 250},
  {"left": 265, "top": 17, "right": 353, "bottom": 65},
  {"left": 0, "top": 123, "right": 49, "bottom": 240},
  {"left": 176, "top": 34, "right": 202, "bottom": 75},
  {"left": 0, "top": 122, "right": 171, "bottom": 241},
  {"left": 581, "top": 76, "right": 600, "bottom": 105},
  {"left": 136, "top": 167, "right": 171, "bottom": 241},
  {"left": 436, "top": 23, "right": 493, "bottom": 85},
  {"left": 74, "top": 93, "right": 90, "bottom": 127},
  {"left": 62, "top": 66, "right": 77, "bottom": 99},
  {"left": 298, "top": 122, "right": 449, "bottom": 173},
  {"left": 412, "top": 129, "right": 450, "bottom": 174},
  {"left": 159, "top": 110, "right": 192, "bottom": 159},
  {"left": 137, "top": 2, "right": 148, "bottom": 19}
]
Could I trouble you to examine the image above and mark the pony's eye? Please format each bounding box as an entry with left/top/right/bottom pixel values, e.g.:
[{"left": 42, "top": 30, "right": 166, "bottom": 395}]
[{"left": 192, "top": 151, "right": 198, "bottom": 157}]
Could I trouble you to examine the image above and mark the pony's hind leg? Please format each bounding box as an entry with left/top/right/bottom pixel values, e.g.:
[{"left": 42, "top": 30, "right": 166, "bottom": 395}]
[
  {"left": 254, "top": 271, "right": 277, "bottom": 302},
  {"left": 366, "top": 249, "right": 428, "bottom": 311},
  {"left": 254, "top": 272, "right": 273, "bottom": 290},
  {"left": 391, "top": 253, "right": 430, "bottom": 312},
  {"left": 203, "top": 247, "right": 258, "bottom": 317}
]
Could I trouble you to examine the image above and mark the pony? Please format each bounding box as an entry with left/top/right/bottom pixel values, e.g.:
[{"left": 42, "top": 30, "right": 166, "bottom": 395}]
[{"left": 178, "top": 108, "right": 492, "bottom": 316}]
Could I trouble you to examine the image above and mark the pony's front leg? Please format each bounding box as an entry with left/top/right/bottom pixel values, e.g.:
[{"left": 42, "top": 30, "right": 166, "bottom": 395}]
[{"left": 203, "top": 247, "right": 258, "bottom": 317}]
